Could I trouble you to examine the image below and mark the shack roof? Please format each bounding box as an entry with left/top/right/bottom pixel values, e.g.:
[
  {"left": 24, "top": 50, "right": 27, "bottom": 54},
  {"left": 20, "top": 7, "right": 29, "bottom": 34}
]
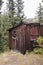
[
  {"left": 8, "top": 20, "right": 43, "bottom": 31},
  {"left": 8, "top": 21, "right": 23, "bottom": 31}
]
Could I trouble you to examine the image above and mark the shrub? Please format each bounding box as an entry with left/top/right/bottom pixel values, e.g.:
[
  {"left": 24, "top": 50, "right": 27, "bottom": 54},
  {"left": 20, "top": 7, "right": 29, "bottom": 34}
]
[
  {"left": 33, "top": 48, "right": 43, "bottom": 54},
  {"left": 36, "top": 36, "right": 43, "bottom": 47}
]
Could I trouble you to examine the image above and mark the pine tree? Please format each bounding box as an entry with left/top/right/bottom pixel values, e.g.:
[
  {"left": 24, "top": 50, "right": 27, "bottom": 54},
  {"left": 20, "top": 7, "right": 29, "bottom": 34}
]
[
  {"left": 37, "top": 1, "right": 43, "bottom": 22},
  {"left": 0, "top": 0, "right": 3, "bottom": 14},
  {"left": 0, "top": 0, "right": 3, "bottom": 52},
  {"left": 16, "top": 0, "right": 24, "bottom": 22},
  {"left": 2, "top": 15, "right": 10, "bottom": 51},
  {"left": 42, "top": 0, "right": 43, "bottom": 2},
  {"left": 8, "top": 0, "right": 15, "bottom": 26}
]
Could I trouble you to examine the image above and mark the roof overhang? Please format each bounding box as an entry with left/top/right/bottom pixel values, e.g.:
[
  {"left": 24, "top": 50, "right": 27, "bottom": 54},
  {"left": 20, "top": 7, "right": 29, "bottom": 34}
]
[{"left": 8, "top": 21, "right": 43, "bottom": 31}]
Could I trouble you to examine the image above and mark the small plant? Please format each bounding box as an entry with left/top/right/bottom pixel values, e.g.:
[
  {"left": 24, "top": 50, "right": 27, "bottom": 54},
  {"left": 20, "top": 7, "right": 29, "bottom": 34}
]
[
  {"left": 33, "top": 48, "right": 43, "bottom": 54},
  {"left": 36, "top": 36, "right": 43, "bottom": 47}
]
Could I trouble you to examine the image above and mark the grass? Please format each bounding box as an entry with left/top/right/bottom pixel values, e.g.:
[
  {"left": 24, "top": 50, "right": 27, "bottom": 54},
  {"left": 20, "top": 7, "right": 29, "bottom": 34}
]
[{"left": 0, "top": 50, "right": 43, "bottom": 65}]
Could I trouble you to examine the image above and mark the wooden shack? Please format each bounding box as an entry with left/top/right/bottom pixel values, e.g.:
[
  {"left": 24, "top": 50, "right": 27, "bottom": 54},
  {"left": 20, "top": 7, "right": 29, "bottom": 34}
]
[{"left": 8, "top": 21, "right": 43, "bottom": 54}]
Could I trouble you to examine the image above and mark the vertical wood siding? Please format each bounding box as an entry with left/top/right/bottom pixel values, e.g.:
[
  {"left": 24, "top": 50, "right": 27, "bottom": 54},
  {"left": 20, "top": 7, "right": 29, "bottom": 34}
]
[{"left": 9, "top": 24, "right": 43, "bottom": 53}]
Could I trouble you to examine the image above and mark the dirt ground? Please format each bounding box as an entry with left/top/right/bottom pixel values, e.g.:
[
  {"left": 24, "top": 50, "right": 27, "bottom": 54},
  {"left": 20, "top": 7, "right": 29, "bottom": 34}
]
[{"left": 0, "top": 51, "right": 43, "bottom": 65}]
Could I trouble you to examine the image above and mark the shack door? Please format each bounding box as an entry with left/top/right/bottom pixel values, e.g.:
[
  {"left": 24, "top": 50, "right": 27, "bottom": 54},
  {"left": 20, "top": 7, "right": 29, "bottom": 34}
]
[
  {"left": 12, "top": 31, "right": 17, "bottom": 50},
  {"left": 12, "top": 38, "right": 16, "bottom": 49},
  {"left": 30, "top": 26, "right": 39, "bottom": 40},
  {"left": 30, "top": 26, "right": 39, "bottom": 48}
]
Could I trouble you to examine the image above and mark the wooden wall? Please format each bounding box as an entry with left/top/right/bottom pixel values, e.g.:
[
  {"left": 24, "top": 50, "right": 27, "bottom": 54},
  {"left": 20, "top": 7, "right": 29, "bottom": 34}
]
[
  {"left": 25, "top": 25, "right": 31, "bottom": 51},
  {"left": 9, "top": 24, "right": 26, "bottom": 53},
  {"left": 9, "top": 23, "right": 43, "bottom": 54},
  {"left": 9, "top": 31, "right": 12, "bottom": 49},
  {"left": 40, "top": 25, "right": 43, "bottom": 36}
]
